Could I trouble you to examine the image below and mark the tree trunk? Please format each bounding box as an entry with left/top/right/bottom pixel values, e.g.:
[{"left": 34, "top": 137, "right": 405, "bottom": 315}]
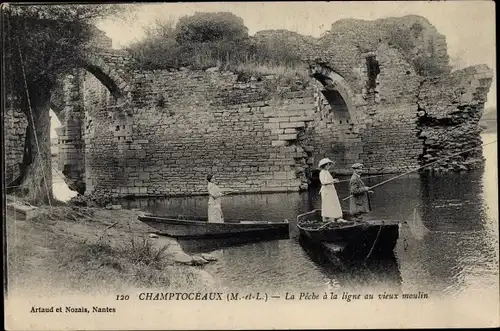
[{"left": 18, "top": 88, "right": 54, "bottom": 205}]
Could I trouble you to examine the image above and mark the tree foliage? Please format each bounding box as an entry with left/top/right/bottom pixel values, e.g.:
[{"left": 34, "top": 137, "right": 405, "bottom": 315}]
[
  {"left": 3, "top": 4, "right": 135, "bottom": 204},
  {"left": 4, "top": 4, "right": 134, "bottom": 101},
  {"left": 127, "top": 18, "right": 183, "bottom": 69},
  {"left": 127, "top": 12, "right": 303, "bottom": 71},
  {"left": 174, "top": 12, "right": 249, "bottom": 44}
]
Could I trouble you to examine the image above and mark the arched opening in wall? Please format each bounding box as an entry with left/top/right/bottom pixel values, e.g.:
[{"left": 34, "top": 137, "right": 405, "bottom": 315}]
[
  {"left": 83, "top": 63, "right": 126, "bottom": 105},
  {"left": 321, "top": 89, "right": 351, "bottom": 123},
  {"left": 309, "top": 64, "right": 356, "bottom": 123},
  {"left": 51, "top": 57, "right": 129, "bottom": 197},
  {"left": 49, "top": 108, "right": 78, "bottom": 201}
]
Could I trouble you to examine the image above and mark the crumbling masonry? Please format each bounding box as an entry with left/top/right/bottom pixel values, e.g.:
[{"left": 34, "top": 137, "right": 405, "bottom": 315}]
[{"left": 4, "top": 15, "right": 493, "bottom": 197}]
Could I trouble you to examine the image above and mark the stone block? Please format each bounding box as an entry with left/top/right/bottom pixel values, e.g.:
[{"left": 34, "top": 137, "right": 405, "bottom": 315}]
[
  {"left": 280, "top": 121, "right": 305, "bottom": 129},
  {"left": 266, "top": 180, "right": 284, "bottom": 187},
  {"left": 264, "top": 123, "right": 280, "bottom": 130},
  {"left": 285, "top": 103, "right": 316, "bottom": 111},
  {"left": 7, "top": 203, "right": 39, "bottom": 221},
  {"left": 271, "top": 129, "right": 285, "bottom": 135},
  {"left": 273, "top": 171, "right": 288, "bottom": 180},
  {"left": 271, "top": 140, "right": 288, "bottom": 147},
  {"left": 269, "top": 117, "right": 289, "bottom": 123},
  {"left": 278, "top": 134, "right": 297, "bottom": 141},
  {"left": 288, "top": 115, "right": 312, "bottom": 122},
  {"left": 139, "top": 173, "right": 150, "bottom": 180}
]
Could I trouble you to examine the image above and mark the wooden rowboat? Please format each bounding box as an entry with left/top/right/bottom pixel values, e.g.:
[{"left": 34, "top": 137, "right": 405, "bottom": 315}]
[
  {"left": 297, "top": 209, "right": 403, "bottom": 258},
  {"left": 138, "top": 213, "right": 290, "bottom": 239}
]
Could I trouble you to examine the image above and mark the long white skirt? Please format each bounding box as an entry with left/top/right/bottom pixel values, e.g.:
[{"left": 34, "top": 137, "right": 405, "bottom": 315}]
[
  {"left": 208, "top": 201, "right": 224, "bottom": 223},
  {"left": 320, "top": 185, "right": 343, "bottom": 219}
]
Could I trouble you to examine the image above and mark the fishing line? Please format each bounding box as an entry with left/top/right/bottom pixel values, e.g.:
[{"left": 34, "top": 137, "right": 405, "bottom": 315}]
[{"left": 341, "top": 139, "right": 497, "bottom": 201}]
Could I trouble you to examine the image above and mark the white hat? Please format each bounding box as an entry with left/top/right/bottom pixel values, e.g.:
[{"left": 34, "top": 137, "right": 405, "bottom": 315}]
[
  {"left": 351, "top": 163, "right": 364, "bottom": 169},
  {"left": 318, "top": 158, "right": 334, "bottom": 168}
]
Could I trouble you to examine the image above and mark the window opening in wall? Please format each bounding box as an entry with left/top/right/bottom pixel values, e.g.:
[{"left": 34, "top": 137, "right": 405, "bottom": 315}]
[
  {"left": 366, "top": 55, "right": 380, "bottom": 91},
  {"left": 116, "top": 125, "right": 120, "bottom": 131}
]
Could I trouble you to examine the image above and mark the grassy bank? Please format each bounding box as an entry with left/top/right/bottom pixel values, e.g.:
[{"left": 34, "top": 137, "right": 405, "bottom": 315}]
[{"left": 6, "top": 196, "right": 218, "bottom": 295}]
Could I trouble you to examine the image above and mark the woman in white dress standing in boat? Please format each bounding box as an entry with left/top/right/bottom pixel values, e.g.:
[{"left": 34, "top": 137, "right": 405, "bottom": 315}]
[
  {"left": 207, "top": 174, "right": 227, "bottom": 223},
  {"left": 318, "top": 158, "right": 348, "bottom": 223}
]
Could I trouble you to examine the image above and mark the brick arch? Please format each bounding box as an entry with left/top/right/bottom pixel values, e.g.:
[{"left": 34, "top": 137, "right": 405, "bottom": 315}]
[
  {"left": 309, "top": 63, "right": 357, "bottom": 123},
  {"left": 79, "top": 53, "right": 132, "bottom": 108}
]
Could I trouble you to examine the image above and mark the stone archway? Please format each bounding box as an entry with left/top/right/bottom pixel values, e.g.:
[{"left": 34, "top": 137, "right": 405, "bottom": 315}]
[
  {"left": 309, "top": 63, "right": 357, "bottom": 123},
  {"left": 80, "top": 52, "right": 132, "bottom": 110},
  {"left": 54, "top": 51, "right": 133, "bottom": 195},
  {"left": 307, "top": 63, "right": 362, "bottom": 172}
]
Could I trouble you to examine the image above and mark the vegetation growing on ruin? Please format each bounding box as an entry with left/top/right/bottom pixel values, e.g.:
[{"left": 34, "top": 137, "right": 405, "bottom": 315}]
[
  {"left": 126, "top": 12, "right": 307, "bottom": 83},
  {"left": 4, "top": 4, "right": 137, "bottom": 204},
  {"left": 386, "top": 22, "right": 450, "bottom": 77},
  {"left": 128, "top": 13, "right": 452, "bottom": 80}
]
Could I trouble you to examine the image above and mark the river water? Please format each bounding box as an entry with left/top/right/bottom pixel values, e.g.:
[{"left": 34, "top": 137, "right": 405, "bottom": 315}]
[{"left": 56, "top": 134, "right": 499, "bottom": 298}]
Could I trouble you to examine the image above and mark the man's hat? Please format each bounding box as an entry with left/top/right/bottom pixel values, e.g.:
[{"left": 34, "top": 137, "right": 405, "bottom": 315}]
[{"left": 351, "top": 163, "right": 364, "bottom": 169}]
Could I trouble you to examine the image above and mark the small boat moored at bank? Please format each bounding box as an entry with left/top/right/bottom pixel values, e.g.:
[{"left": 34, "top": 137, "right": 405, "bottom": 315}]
[
  {"left": 138, "top": 213, "right": 290, "bottom": 239},
  {"left": 297, "top": 209, "right": 403, "bottom": 259}
]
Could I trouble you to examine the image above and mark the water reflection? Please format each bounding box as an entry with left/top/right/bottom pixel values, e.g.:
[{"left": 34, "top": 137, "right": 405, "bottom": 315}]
[
  {"left": 178, "top": 233, "right": 290, "bottom": 254},
  {"left": 120, "top": 134, "right": 498, "bottom": 296},
  {"left": 419, "top": 171, "right": 486, "bottom": 232},
  {"left": 298, "top": 235, "right": 403, "bottom": 290}
]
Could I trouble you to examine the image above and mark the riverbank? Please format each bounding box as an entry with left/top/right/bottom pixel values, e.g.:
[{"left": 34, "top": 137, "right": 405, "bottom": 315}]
[{"left": 6, "top": 196, "right": 220, "bottom": 296}]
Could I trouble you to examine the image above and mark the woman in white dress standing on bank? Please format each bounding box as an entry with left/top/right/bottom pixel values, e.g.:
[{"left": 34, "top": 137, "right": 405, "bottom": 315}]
[
  {"left": 318, "top": 158, "right": 347, "bottom": 223},
  {"left": 207, "top": 174, "right": 226, "bottom": 223}
]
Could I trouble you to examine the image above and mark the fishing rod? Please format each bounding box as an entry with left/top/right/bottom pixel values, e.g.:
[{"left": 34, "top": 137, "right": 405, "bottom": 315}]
[
  {"left": 335, "top": 173, "right": 393, "bottom": 184},
  {"left": 312, "top": 140, "right": 496, "bottom": 246},
  {"left": 340, "top": 139, "right": 497, "bottom": 202}
]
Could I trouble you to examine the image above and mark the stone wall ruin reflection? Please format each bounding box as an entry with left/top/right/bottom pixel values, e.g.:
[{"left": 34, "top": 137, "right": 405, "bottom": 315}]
[{"left": 4, "top": 15, "right": 493, "bottom": 197}]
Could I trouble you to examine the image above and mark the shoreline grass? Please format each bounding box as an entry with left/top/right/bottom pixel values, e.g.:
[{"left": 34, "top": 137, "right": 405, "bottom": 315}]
[{"left": 6, "top": 197, "right": 219, "bottom": 295}]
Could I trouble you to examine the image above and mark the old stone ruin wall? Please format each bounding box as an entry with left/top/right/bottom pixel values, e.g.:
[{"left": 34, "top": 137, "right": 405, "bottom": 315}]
[
  {"left": 297, "top": 15, "right": 492, "bottom": 174},
  {"left": 300, "top": 45, "right": 424, "bottom": 174},
  {"left": 4, "top": 95, "right": 29, "bottom": 186},
  {"left": 75, "top": 60, "right": 491, "bottom": 199},
  {"left": 81, "top": 68, "right": 319, "bottom": 197},
  {"left": 47, "top": 53, "right": 493, "bottom": 198},
  {"left": 416, "top": 65, "right": 493, "bottom": 171},
  {"left": 4, "top": 15, "right": 493, "bottom": 198}
]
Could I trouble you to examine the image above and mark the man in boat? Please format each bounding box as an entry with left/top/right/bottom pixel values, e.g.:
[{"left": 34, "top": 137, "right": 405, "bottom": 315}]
[
  {"left": 207, "top": 174, "right": 225, "bottom": 223},
  {"left": 318, "top": 158, "right": 349, "bottom": 224},
  {"left": 349, "top": 163, "right": 373, "bottom": 220}
]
